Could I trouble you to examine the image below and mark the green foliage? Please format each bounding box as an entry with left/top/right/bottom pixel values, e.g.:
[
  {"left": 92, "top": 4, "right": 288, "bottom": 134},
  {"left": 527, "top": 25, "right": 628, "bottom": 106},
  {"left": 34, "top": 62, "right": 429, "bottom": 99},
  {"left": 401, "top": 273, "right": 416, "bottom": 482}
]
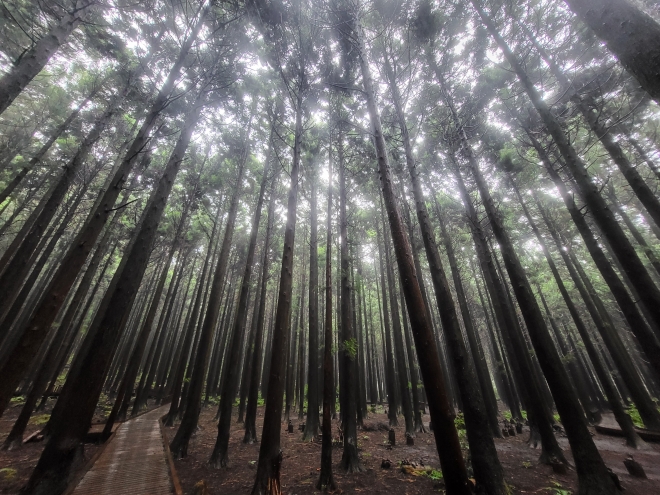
[
  {"left": 0, "top": 468, "right": 17, "bottom": 480},
  {"left": 10, "top": 396, "right": 25, "bottom": 405},
  {"left": 342, "top": 338, "right": 358, "bottom": 359},
  {"left": 454, "top": 412, "right": 465, "bottom": 430},
  {"left": 522, "top": 461, "right": 532, "bottom": 469},
  {"left": 627, "top": 404, "right": 644, "bottom": 428},
  {"left": 425, "top": 469, "right": 443, "bottom": 481},
  {"left": 29, "top": 414, "right": 51, "bottom": 426},
  {"left": 553, "top": 413, "right": 561, "bottom": 424},
  {"left": 503, "top": 410, "right": 512, "bottom": 421},
  {"left": 550, "top": 481, "right": 571, "bottom": 495}
]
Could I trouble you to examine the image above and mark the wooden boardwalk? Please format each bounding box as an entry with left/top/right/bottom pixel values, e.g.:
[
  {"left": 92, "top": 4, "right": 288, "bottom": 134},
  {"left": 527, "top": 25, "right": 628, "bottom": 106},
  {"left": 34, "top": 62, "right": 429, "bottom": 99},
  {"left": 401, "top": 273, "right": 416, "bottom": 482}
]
[{"left": 71, "top": 406, "right": 174, "bottom": 495}]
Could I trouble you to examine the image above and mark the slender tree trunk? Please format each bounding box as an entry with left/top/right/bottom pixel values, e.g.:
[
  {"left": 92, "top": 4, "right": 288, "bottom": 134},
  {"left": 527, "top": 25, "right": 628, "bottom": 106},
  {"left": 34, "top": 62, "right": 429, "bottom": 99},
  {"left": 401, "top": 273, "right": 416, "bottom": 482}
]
[
  {"left": 244, "top": 149, "right": 280, "bottom": 444},
  {"left": 337, "top": 130, "right": 362, "bottom": 472},
  {"left": 383, "top": 50, "right": 505, "bottom": 483},
  {"left": 526, "top": 131, "right": 660, "bottom": 388},
  {"left": 515, "top": 184, "right": 646, "bottom": 447},
  {"left": 0, "top": 0, "right": 97, "bottom": 116},
  {"left": 103, "top": 208, "right": 191, "bottom": 435},
  {"left": 0, "top": 90, "right": 95, "bottom": 206},
  {"left": 435, "top": 202, "right": 501, "bottom": 438},
  {"left": 455, "top": 56, "right": 617, "bottom": 493},
  {"left": 350, "top": 12, "right": 471, "bottom": 492},
  {"left": 170, "top": 112, "right": 248, "bottom": 459},
  {"left": 164, "top": 200, "right": 222, "bottom": 426},
  {"left": 381, "top": 219, "right": 414, "bottom": 437},
  {"left": 251, "top": 87, "right": 304, "bottom": 495},
  {"left": 477, "top": 1, "right": 660, "bottom": 337},
  {"left": 562, "top": 0, "right": 660, "bottom": 104},
  {"left": 317, "top": 133, "right": 336, "bottom": 491},
  {"left": 21, "top": 90, "right": 203, "bottom": 495},
  {"left": 0, "top": 8, "right": 209, "bottom": 417},
  {"left": 452, "top": 152, "right": 564, "bottom": 463},
  {"left": 210, "top": 120, "right": 270, "bottom": 467},
  {"left": 0, "top": 91, "right": 122, "bottom": 326},
  {"left": 304, "top": 157, "right": 320, "bottom": 440},
  {"left": 375, "top": 227, "right": 398, "bottom": 426}
]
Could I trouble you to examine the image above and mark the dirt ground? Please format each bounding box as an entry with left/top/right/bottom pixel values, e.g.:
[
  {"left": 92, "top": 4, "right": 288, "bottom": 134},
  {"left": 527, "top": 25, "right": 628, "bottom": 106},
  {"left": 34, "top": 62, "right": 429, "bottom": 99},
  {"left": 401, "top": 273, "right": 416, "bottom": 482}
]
[
  {"left": 168, "top": 405, "right": 660, "bottom": 495},
  {"left": 0, "top": 397, "right": 151, "bottom": 494},
  {"left": 2, "top": 399, "right": 659, "bottom": 494}
]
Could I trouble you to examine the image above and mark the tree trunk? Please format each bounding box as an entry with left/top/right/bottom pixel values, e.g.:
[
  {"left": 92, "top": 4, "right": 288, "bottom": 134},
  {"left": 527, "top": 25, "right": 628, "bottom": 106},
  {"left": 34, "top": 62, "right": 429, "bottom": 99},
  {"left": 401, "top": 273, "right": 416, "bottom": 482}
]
[
  {"left": 210, "top": 119, "right": 270, "bottom": 467},
  {"left": 515, "top": 184, "right": 646, "bottom": 447},
  {"left": 21, "top": 91, "right": 202, "bottom": 495},
  {"left": 250, "top": 88, "right": 303, "bottom": 495},
  {"left": 0, "top": 0, "right": 97, "bottom": 116},
  {"left": 338, "top": 129, "right": 362, "bottom": 472},
  {"left": 0, "top": 89, "right": 95, "bottom": 206},
  {"left": 526, "top": 130, "right": 660, "bottom": 390},
  {"left": 244, "top": 147, "right": 280, "bottom": 444},
  {"left": 303, "top": 156, "right": 320, "bottom": 440},
  {"left": 318, "top": 127, "right": 336, "bottom": 490},
  {"left": 0, "top": 91, "right": 121, "bottom": 326},
  {"left": 384, "top": 70, "right": 505, "bottom": 483},
  {"left": 170, "top": 112, "right": 248, "bottom": 459},
  {"left": 563, "top": 0, "right": 660, "bottom": 104},
  {"left": 381, "top": 219, "right": 414, "bottom": 437},
  {"left": 164, "top": 200, "right": 222, "bottom": 426},
  {"left": 435, "top": 202, "right": 502, "bottom": 438},
  {"left": 350, "top": 12, "right": 471, "bottom": 493},
  {"left": 375, "top": 226, "right": 398, "bottom": 426},
  {"left": 0, "top": 8, "right": 209, "bottom": 418}
]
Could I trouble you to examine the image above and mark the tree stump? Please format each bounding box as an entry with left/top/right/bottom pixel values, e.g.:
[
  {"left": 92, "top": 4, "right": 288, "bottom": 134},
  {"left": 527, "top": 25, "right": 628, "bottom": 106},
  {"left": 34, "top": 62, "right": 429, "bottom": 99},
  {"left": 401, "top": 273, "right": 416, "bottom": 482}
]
[
  {"left": 516, "top": 423, "right": 523, "bottom": 434},
  {"left": 502, "top": 428, "right": 509, "bottom": 437},
  {"left": 406, "top": 433, "right": 414, "bottom": 446},
  {"left": 388, "top": 428, "right": 396, "bottom": 446},
  {"left": 381, "top": 458, "right": 392, "bottom": 469},
  {"left": 508, "top": 426, "right": 516, "bottom": 436},
  {"left": 287, "top": 420, "right": 294, "bottom": 433},
  {"left": 624, "top": 456, "right": 647, "bottom": 478}
]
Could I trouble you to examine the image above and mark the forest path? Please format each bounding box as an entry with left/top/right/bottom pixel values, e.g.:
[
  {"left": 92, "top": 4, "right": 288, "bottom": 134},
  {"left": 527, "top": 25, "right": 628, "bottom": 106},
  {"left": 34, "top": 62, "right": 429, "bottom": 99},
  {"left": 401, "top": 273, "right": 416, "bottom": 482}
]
[{"left": 71, "top": 405, "right": 174, "bottom": 495}]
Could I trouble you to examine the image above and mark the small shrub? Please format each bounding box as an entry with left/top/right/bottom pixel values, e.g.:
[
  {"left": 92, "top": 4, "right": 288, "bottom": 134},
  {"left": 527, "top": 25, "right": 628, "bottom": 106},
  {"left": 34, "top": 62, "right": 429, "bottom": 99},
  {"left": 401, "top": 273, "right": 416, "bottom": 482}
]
[
  {"left": 454, "top": 412, "right": 465, "bottom": 430},
  {"left": 425, "top": 469, "right": 443, "bottom": 481}
]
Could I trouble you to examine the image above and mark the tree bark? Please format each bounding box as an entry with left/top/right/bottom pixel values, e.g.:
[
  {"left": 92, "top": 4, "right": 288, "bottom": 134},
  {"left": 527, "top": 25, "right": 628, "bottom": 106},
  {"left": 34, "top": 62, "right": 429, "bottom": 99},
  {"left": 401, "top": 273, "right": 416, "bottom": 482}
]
[
  {"left": 349, "top": 11, "right": 471, "bottom": 492},
  {"left": 170, "top": 113, "right": 248, "bottom": 459},
  {"left": 21, "top": 90, "right": 202, "bottom": 495},
  {"left": 303, "top": 156, "right": 320, "bottom": 440},
  {"left": 211, "top": 117, "right": 270, "bottom": 467},
  {"left": 318, "top": 127, "right": 336, "bottom": 490},
  {"left": 0, "top": 7, "right": 209, "bottom": 417},
  {"left": 563, "top": 0, "right": 660, "bottom": 104},
  {"left": 0, "top": 0, "right": 97, "bottom": 116},
  {"left": 338, "top": 129, "right": 362, "bottom": 472},
  {"left": 250, "top": 88, "right": 303, "bottom": 495}
]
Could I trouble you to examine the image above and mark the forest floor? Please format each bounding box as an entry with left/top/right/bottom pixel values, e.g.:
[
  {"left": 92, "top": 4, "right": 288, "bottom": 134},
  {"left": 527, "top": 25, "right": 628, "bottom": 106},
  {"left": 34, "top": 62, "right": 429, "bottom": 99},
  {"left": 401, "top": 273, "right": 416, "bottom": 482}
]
[
  {"left": 0, "top": 397, "right": 158, "bottom": 494},
  {"left": 170, "top": 405, "right": 660, "bottom": 495},
  {"left": 2, "top": 400, "right": 659, "bottom": 494}
]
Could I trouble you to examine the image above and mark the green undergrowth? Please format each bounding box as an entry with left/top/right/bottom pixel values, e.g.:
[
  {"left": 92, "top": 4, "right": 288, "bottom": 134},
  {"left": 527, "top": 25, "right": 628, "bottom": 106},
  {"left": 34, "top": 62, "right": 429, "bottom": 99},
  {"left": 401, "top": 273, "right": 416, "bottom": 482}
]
[
  {"left": 0, "top": 468, "right": 17, "bottom": 480},
  {"left": 29, "top": 414, "right": 50, "bottom": 426},
  {"left": 627, "top": 404, "right": 644, "bottom": 428}
]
